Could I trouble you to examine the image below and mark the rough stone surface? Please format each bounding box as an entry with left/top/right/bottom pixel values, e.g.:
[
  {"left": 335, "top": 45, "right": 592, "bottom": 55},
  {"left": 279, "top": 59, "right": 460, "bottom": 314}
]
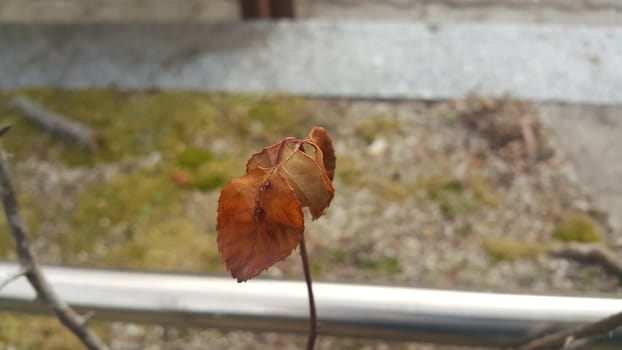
[{"left": 539, "top": 105, "right": 622, "bottom": 232}]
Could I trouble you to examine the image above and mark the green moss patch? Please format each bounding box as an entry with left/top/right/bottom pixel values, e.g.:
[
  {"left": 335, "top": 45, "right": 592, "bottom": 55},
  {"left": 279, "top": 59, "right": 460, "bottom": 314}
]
[
  {"left": 0, "top": 89, "right": 312, "bottom": 166},
  {"left": 361, "top": 256, "right": 402, "bottom": 275},
  {"left": 355, "top": 115, "right": 402, "bottom": 144},
  {"left": 553, "top": 213, "right": 604, "bottom": 243},
  {"left": 186, "top": 158, "right": 241, "bottom": 192},
  {"left": 176, "top": 148, "right": 214, "bottom": 169},
  {"left": 0, "top": 314, "right": 110, "bottom": 350},
  {"left": 482, "top": 236, "right": 545, "bottom": 261},
  {"left": 0, "top": 88, "right": 316, "bottom": 273},
  {"left": 334, "top": 156, "right": 364, "bottom": 186},
  {"left": 416, "top": 176, "right": 462, "bottom": 200},
  {"left": 415, "top": 175, "right": 499, "bottom": 217},
  {"left": 246, "top": 96, "right": 309, "bottom": 141}
]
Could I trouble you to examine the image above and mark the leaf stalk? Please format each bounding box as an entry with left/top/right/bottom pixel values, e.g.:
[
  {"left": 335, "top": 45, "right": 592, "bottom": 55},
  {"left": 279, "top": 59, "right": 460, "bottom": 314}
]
[{"left": 300, "top": 234, "right": 317, "bottom": 350}]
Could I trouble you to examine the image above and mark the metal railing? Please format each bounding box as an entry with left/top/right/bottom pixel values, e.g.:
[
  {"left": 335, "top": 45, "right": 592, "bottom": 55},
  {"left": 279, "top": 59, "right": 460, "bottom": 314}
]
[{"left": 0, "top": 261, "right": 621, "bottom": 348}]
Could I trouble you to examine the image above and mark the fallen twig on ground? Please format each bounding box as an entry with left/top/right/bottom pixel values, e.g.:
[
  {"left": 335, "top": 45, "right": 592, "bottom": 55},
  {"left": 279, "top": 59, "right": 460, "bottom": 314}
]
[
  {"left": 516, "top": 310, "right": 622, "bottom": 350},
  {"left": 13, "top": 96, "right": 101, "bottom": 151},
  {"left": 0, "top": 126, "right": 107, "bottom": 350},
  {"left": 520, "top": 116, "right": 537, "bottom": 165},
  {"left": 516, "top": 244, "right": 622, "bottom": 349},
  {"left": 550, "top": 244, "right": 622, "bottom": 282}
]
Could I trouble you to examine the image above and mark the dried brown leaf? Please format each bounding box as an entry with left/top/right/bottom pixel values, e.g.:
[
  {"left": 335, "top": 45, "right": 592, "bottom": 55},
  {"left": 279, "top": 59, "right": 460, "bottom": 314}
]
[
  {"left": 309, "top": 126, "right": 336, "bottom": 181},
  {"left": 217, "top": 167, "right": 304, "bottom": 282},
  {"left": 216, "top": 127, "right": 335, "bottom": 281}
]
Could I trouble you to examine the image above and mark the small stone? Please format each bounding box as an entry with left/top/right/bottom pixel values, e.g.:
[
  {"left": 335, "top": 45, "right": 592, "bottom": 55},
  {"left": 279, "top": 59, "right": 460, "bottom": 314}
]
[{"left": 367, "top": 137, "right": 387, "bottom": 156}]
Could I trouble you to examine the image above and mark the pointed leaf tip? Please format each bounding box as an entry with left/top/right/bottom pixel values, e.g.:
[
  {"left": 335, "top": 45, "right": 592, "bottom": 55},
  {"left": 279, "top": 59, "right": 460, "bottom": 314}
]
[{"left": 309, "top": 126, "right": 336, "bottom": 181}]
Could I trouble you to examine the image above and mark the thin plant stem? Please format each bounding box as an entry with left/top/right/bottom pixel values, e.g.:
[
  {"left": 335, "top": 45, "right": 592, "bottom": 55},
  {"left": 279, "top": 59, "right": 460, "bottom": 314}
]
[
  {"left": 0, "top": 137, "right": 107, "bottom": 350},
  {"left": 299, "top": 234, "right": 317, "bottom": 350}
]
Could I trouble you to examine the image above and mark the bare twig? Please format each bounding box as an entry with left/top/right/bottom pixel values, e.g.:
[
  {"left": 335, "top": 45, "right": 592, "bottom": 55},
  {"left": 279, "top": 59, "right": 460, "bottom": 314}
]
[
  {"left": 516, "top": 310, "right": 622, "bottom": 350},
  {"left": 560, "top": 333, "right": 612, "bottom": 350},
  {"left": 0, "top": 266, "right": 28, "bottom": 292},
  {"left": 0, "top": 125, "right": 11, "bottom": 137},
  {"left": 299, "top": 234, "right": 317, "bottom": 350},
  {"left": 79, "top": 311, "right": 96, "bottom": 327},
  {"left": 0, "top": 136, "right": 107, "bottom": 349},
  {"left": 517, "top": 244, "right": 622, "bottom": 349},
  {"left": 520, "top": 116, "right": 537, "bottom": 165},
  {"left": 12, "top": 96, "right": 101, "bottom": 151},
  {"left": 550, "top": 244, "right": 622, "bottom": 282}
]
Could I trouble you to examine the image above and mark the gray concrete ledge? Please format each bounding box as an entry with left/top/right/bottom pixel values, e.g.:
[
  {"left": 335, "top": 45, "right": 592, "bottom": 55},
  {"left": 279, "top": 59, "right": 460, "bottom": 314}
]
[
  {"left": 3, "top": 0, "right": 622, "bottom": 26},
  {"left": 1, "top": 21, "right": 621, "bottom": 105}
]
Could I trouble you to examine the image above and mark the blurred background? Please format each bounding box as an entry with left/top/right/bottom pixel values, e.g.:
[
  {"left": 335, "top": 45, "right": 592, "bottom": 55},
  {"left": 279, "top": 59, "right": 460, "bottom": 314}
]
[{"left": 0, "top": 0, "right": 621, "bottom": 349}]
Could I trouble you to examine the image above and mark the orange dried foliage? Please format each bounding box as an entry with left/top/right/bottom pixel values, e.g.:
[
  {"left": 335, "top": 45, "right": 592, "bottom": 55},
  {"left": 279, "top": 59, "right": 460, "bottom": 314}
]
[
  {"left": 173, "top": 168, "right": 188, "bottom": 186},
  {"left": 309, "top": 127, "right": 336, "bottom": 181},
  {"left": 217, "top": 127, "right": 336, "bottom": 282}
]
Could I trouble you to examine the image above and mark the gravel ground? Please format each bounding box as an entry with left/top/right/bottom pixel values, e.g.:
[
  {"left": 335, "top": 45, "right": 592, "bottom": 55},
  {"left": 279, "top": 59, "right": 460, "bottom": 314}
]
[
  {"left": 4, "top": 95, "right": 619, "bottom": 349},
  {"left": 300, "top": 97, "right": 617, "bottom": 292}
]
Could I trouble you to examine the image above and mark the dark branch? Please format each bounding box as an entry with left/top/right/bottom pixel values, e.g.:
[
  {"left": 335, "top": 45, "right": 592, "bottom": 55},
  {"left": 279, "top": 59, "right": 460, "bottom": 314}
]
[
  {"left": 517, "top": 310, "right": 622, "bottom": 350},
  {"left": 550, "top": 244, "right": 622, "bottom": 282},
  {"left": 0, "top": 140, "right": 107, "bottom": 350},
  {"left": 12, "top": 96, "right": 101, "bottom": 151}
]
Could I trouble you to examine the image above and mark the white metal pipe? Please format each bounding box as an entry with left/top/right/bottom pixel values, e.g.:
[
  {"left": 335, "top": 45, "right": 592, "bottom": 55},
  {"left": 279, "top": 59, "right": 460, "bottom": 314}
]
[{"left": 0, "top": 261, "right": 620, "bottom": 348}]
